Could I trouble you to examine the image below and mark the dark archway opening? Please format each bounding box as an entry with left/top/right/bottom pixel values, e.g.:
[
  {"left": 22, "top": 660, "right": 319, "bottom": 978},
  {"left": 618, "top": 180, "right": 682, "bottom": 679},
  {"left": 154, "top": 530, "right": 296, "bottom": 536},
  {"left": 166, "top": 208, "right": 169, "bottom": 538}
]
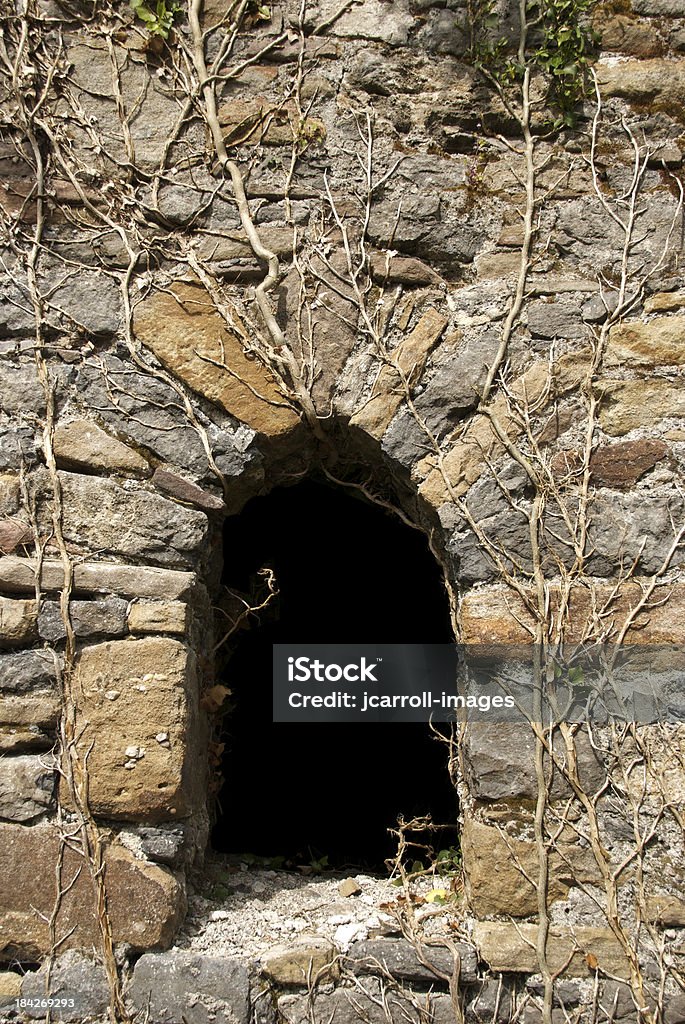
[{"left": 214, "top": 478, "right": 456, "bottom": 872}]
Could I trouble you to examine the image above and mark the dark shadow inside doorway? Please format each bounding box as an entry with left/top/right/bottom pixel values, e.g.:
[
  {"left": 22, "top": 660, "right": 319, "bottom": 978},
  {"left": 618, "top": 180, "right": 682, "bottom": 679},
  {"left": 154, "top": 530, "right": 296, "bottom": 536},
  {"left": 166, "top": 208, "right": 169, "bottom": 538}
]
[{"left": 214, "top": 478, "right": 456, "bottom": 872}]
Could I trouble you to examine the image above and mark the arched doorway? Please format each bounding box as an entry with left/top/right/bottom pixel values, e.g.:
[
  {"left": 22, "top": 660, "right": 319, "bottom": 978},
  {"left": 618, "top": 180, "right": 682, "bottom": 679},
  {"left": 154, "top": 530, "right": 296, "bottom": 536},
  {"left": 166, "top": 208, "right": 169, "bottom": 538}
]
[{"left": 213, "top": 477, "right": 456, "bottom": 872}]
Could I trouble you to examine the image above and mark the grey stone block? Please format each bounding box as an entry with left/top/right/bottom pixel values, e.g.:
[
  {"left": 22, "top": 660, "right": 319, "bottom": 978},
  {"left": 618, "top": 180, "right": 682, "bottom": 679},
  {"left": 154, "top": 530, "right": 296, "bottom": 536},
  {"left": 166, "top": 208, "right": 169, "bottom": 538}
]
[
  {"left": 0, "top": 754, "right": 56, "bottom": 822},
  {"left": 20, "top": 951, "right": 109, "bottom": 1022},
  {"left": 348, "top": 936, "right": 478, "bottom": 984},
  {"left": 0, "top": 650, "right": 58, "bottom": 694},
  {"left": 38, "top": 598, "right": 129, "bottom": 642},
  {"left": 129, "top": 953, "right": 251, "bottom": 1024}
]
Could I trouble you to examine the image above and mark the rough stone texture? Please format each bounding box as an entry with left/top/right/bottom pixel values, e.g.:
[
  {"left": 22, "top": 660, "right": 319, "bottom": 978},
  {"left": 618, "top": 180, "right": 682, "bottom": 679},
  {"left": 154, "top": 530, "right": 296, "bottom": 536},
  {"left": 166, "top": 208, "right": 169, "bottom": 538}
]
[
  {"left": 589, "top": 439, "right": 669, "bottom": 488},
  {"left": 67, "top": 637, "right": 203, "bottom": 821},
  {"left": 473, "top": 922, "right": 631, "bottom": 978},
  {"left": 0, "top": 476, "right": 19, "bottom": 517},
  {"left": 0, "top": 754, "right": 55, "bottom": 822},
  {"left": 0, "top": 555, "right": 198, "bottom": 600},
  {"left": 0, "top": 518, "right": 33, "bottom": 554},
  {"left": 350, "top": 309, "right": 448, "bottom": 439},
  {"left": 128, "top": 600, "right": 190, "bottom": 636},
  {"left": 20, "top": 951, "right": 109, "bottom": 1022},
  {"left": 348, "top": 937, "right": 478, "bottom": 984},
  {"left": 0, "top": 596, "right": 38, "bottom": 646},
  {"left": 0, "top": 649, "right": 57, "bottom": 693},
  {"left": 461, "top": 817, "right": 602, "bottom": 917},
  {"left": 260, "top": 935, "right": 338, "bottom": 984},
  {"left": 53, "top": 419, "right": 150, "bottom": 476},
  {"left": 133, "top": 281, "right": 299, "bottom": 438},
  {"left": 598, "top": 379, "right": 685, "bottom": 435},
  {"left": 0, "top": 823, "right": 185, "bottom": 958},
  {"left": 460, "top": 583, "right": 685, "bottom": 647},
  {"left": 38, "top": 597, "right": 129, "bottom": 642},
  {"left": 462, "top": 723, "right": 605, "bottom": 803},
  {"left": 153, "top": 467, "right": 226, "bottom": 513},
  {"left": 606, "top": 315, "right": 685, "bottom": 367},
  {"left": 596, "top": 58, "right": 685, "bottom": 117},
  {"left": 55, "top": 472, "right": 209, "bottom": 569},
  {"left": 129, "top": 953, "right": 250, "bottom": 1024},
  {"left": 279, "top": 980, "right": 454, "bottom": 1024}
]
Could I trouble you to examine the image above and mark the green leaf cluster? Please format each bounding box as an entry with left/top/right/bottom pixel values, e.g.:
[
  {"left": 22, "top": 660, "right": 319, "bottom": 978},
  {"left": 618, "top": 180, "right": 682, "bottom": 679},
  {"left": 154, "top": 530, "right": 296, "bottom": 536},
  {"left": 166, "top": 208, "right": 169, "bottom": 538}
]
[{"left": 129, "top": 0, "right": 182, "bottom": 39}]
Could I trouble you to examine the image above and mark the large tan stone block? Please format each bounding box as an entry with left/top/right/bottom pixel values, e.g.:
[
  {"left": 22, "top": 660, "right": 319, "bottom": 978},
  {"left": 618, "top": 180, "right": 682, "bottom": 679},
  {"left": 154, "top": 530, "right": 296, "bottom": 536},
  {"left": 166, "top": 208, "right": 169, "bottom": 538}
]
[
  {"left": 0, "top": 822, "right": 185, "bottom": 958},
  {"left": 67, "top": 637, "right": 204, "bottom": 821},
  {"left": 597, "top": 379, "right": 685, "bottom": 435},
  {"left": 606, "top": 316, "right": 685, "bottom": 368},
  {"left": 0, "top": 555, "right": 197, "bottom": 600},
  {"left": 473, "top": 921, "right": 631, "bottom": 977},
  {"left": 133, "top": 281, "right": 299, "bottom": 438},
  {"left": 461, "top": 818, "right": 601, "bottom": 917}
]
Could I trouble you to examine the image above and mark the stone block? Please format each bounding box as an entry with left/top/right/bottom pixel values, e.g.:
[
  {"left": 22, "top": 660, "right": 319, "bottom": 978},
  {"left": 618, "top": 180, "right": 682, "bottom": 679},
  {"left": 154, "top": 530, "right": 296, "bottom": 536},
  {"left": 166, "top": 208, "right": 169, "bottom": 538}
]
[
  {"left": 152, "top": 467, "right": 226, "bottom": 513},
  {"left": 589, "top": 439, "right": 668, "bottom": 488},
  {"left": 261, "top": 935, "right": 338, "bottom": 984},
  {"left": 0, "top": 754, "right": 55, "bottom": 822},
  {"left": 0, "top": 555, "right": 197, "bottom": 600},
  {"left": 279, "top": 979, "right": 453, "bottom": 1024},
  {"left": 20, "top": 951, "right": 109, "bottom": 1022},
  {"left": 38, "top": 597, "right": 129, "bottom": 642},
  {"left": 67, "top": 637, "right": 203, "bottom": 821},
  {"left": 0, "top": 649, "right": 58, "bottom": 693},
  {"left": 55, "top": 472, "right": 209, "bottom": 569},
  {"left": 0, "top": 822, "right": 185, "bottom": 958},
  {"left": 473, "top": 922, "right": 630, "bottom": 978},
  {"left": 53, "top": 419, "right": 150, "bottom": 476},
  {"left": 596, "top": 59, "right": 685, "bottom": 116},
  {"left": 606, "top": 316, "right": 685, "bottom": 367},
  {"left": 0, "top": 476, "right": 20, "bottom": 516},
  {"left": 348, "top": 936, "right": 478, "bottom": 984},
  {"left": 461, "top": 723, "right": 605, "bottom": 803},
  {"left": 350, "top": 310, "right": 447, "bottom": 439},
  {"left": 133, "top": 281, "right": 299, "bottom": 438},
  {"left": 129, "top": 953, "right": 250, "bottom": 1024},
  {"left": 128, "top": 600, "right": 190, "bottom": 636},
  {"left": 0, "top": 596, "right": 38, "bottom": 646},
  {"left": 461, "top": 817, "right": 602, "bottom": 917},
  {"left": 459, "top": 583, "right": 685, "bottom": 647}
]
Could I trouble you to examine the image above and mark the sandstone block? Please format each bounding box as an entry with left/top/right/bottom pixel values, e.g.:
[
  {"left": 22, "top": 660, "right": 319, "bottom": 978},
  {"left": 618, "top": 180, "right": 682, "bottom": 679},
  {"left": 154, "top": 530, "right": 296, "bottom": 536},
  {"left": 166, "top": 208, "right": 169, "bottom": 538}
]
[
  {"left": 460, "top": 582, "right": 685, "bottom": 647},
  {"left": 0, "top": 822, "right": 185, "bottom": 958},
  {"left": 473, "top": 922, "right": 630, "bottom": 978},
  {"left": 67, "top": 637, "right": 203, "bottom": 821},
  {"left": 596, "top": 59, "right": 685, "bottom": 117},
  {"left": 128, "top": 601, "right": 190, "bottom": 636},
  {"left": 0, "top": 555, "right": 197, "bottom": 600},
  {"left": 260, "top": 935, "right": 338, "bottom": 984},
  {"left": 133, "top": 281, "right": 299, "bottom": 438},
  {"left": 607, "top": 316, "right": 685, "bottom": 367},
  {"left": 461, "top": 817, "right": 602, "bottom": 917},
  {"left": 350, "top": 309, "right": 447, "bottom": 440},
  {"left": 53, "top": 419, "right": 150, "bottom": 476},
  {"left": 0, "top": 596, "right": 38, "bottom": 646},
  {"left": 598, "top": 379, "right": 685, "bottom": 435}
]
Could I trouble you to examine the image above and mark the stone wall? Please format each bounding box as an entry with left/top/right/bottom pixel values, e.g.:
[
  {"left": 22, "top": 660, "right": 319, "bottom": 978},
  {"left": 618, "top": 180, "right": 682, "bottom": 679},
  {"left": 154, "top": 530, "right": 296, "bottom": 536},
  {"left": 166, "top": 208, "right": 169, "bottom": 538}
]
[{"left": 1, "top": 0, "right": 685, "bottom": 1019}]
